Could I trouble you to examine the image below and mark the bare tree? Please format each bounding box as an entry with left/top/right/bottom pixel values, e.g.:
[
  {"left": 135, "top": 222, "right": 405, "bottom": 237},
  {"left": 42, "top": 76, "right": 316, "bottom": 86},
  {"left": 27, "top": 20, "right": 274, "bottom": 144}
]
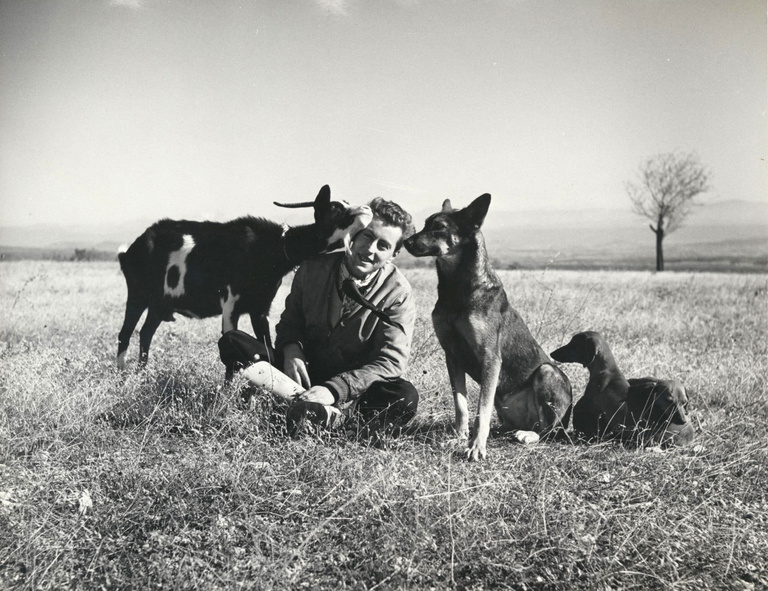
[{"left": 626, "top": 151, "right": 710, "bottom": 271}]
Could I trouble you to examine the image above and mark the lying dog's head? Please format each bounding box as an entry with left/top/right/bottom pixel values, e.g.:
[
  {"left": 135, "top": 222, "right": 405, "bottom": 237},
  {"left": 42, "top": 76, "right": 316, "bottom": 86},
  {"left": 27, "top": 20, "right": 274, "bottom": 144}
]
[
  {"left": 633, "top": 379, "right": 695, "bottom": 446},
  {"left": 403, "top": 193, "right": 491, "bottom": 257},
  {"left": 641, "top": 379, "right": 690, "bottom": 426},
  {"left": 550, "top": 331, "right": 604, "bottom": 367},
  {"left": 660, "top": 384, "right": 695, "bottom": 445}
]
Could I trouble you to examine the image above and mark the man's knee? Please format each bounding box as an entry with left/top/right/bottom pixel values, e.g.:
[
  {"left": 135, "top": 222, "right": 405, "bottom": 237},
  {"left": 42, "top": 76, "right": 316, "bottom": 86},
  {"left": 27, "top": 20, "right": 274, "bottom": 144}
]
[
  {"left": 395, "top": 380, "right": 419, "bottom": 422},
  {"left": 218, "top": 330, "right": 269, "bottom": 371},
  {"left": 358, "top": 378, "right": 419, "bottom": 425}
]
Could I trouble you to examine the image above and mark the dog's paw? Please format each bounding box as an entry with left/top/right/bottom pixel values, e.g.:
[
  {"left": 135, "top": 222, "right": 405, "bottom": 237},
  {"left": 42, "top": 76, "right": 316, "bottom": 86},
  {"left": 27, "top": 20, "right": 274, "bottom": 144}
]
[
  {"left": 454, "top": 426, "right": 469, "bottom": 441},
  {"left": 465, "top": 438, "right": 487, "bottom": 462},
  {"left": 512, "top": 430, "right": 540, "bottom": 445}
]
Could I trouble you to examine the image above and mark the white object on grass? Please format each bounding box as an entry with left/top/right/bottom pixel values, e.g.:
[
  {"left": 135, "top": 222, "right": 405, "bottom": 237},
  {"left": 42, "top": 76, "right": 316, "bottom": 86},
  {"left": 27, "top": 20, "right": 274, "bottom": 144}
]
[{"left": 243, "top": 360, "right": 304, "bottom": 400}]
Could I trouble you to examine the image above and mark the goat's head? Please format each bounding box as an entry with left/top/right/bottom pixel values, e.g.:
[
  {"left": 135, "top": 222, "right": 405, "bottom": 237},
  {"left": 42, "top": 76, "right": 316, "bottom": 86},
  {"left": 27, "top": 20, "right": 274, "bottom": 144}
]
[{"left": 275, "top": 185, "right": 373, "bottom": 253}]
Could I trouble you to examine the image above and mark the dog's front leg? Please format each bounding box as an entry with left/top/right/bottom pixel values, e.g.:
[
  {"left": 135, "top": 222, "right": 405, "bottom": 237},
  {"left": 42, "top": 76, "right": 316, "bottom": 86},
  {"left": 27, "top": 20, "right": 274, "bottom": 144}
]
[
  {"left": 467, "top": 355, "right": 502, "bottom": 462},
  {"left": 445, "top": 355, "right": 469, "bottom": 440}
]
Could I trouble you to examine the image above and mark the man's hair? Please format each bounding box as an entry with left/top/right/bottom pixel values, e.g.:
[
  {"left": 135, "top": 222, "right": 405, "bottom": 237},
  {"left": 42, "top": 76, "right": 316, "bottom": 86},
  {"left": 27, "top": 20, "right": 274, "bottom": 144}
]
[{"left": 369, "top": 197, "right": 415, "bottom": 252}]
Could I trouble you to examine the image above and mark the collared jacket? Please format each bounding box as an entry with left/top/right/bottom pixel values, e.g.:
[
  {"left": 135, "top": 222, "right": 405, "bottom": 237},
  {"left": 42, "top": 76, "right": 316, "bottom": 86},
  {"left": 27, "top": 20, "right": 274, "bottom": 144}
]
[{"left": 275, "top": 252, "right": 415, "bottom": 404}]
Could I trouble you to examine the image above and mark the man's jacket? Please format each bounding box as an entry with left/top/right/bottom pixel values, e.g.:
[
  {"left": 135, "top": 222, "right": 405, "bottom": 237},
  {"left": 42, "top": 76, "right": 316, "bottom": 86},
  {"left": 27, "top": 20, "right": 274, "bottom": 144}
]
[{"left": 275, "top": 252, "right": 415, "bottom": 404}]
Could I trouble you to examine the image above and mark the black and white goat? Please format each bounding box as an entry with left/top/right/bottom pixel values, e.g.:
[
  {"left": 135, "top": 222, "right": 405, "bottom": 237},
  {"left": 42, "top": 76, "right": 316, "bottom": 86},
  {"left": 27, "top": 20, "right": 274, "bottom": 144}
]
[{"left": 117, "top": 185, "right": 372, "bottom": 373}]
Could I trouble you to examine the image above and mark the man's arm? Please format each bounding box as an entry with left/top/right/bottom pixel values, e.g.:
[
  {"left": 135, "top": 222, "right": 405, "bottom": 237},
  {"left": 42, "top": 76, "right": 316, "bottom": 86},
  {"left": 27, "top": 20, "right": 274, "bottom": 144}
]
[
  {"left": 275, "top": 266, "right": 311, "bottom": 388},
  {"left": 323, "top": 288, "right": 416, "bottom": 404}
]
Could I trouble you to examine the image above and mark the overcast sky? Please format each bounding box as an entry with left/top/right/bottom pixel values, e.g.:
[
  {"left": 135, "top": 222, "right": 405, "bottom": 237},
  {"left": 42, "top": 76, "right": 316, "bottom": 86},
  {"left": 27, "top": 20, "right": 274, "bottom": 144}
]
[{"left": 0, "top": 0, "right": 765, "bottom": 227}]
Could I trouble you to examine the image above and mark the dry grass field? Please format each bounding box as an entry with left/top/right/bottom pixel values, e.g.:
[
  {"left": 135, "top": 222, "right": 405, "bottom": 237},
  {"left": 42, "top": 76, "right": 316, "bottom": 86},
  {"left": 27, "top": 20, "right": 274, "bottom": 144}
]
[{"left": 1, "top": 260, "right": 766, "bottom": 590}]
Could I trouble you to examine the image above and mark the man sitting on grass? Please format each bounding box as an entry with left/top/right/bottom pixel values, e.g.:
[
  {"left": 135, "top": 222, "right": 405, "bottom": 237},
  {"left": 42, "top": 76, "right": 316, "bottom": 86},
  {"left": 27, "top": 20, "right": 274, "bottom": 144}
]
[{"left": 218, "top": 197, "right": 418, "bottom": 437}]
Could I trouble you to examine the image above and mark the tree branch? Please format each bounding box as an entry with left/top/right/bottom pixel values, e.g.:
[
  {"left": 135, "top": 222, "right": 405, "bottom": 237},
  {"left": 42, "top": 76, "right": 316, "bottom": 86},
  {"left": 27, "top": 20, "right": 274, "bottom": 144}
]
[{"left": 626, "top": 150, "right": 710, "bottom": 237}]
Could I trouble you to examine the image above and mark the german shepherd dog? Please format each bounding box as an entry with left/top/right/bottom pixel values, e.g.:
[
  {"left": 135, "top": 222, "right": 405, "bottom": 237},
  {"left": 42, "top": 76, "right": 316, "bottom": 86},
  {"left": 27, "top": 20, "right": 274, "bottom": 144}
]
[{"left": 403, "top": 194, "right": 572, "bottom": 461}]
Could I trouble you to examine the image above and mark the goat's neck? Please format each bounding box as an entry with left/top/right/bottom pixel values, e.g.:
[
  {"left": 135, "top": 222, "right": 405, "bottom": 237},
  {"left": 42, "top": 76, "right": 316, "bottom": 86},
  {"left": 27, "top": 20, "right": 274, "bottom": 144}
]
[
  {"left": 436, "top": 232, "right": 496, "bottom": 301},
  {"left": 282, "top": 224, "right": 326, "bottom": 266}
]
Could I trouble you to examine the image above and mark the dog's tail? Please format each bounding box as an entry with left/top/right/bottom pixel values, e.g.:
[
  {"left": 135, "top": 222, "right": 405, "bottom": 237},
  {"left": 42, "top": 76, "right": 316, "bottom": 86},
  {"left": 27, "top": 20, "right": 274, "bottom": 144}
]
[
  {"left": 544, "top": 403, "right": 573, "bottom": 443},
  {"left": 538, "top": 362, "right": 574, "bottom": 442}
]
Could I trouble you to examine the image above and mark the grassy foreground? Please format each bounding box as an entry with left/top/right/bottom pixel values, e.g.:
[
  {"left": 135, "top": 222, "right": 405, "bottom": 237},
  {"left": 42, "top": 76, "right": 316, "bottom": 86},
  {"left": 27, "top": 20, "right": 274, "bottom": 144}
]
[{"left": 1, "top": 261, "right": 766, "bottom": 590}]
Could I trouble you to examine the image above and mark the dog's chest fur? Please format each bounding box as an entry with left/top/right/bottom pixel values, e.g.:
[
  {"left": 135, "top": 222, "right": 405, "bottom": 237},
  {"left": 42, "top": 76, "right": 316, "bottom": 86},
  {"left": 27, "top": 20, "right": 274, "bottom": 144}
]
[
  {"left": 432, "top": 281, "right": 506, "bottom": 383},
  {"left": 432, "top": 250, "right": 546, "bottom": 391}
]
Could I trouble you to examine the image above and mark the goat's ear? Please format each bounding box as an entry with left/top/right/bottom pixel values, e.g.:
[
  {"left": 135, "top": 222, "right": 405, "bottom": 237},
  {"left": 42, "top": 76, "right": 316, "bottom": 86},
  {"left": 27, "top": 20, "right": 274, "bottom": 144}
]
[
  {"left": 441, "top": 199, "right": 452, "bottom": 212},
  {"left": 314, "top": 185, "right": 331, "bottom": 209},
  {"left": 463, "top": 194, "right": 491, "bottom": 229}
]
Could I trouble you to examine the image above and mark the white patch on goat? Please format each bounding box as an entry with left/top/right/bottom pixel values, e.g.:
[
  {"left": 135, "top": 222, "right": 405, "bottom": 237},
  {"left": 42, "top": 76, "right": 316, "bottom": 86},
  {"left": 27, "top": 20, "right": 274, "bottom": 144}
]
[
  {"left": 220, "top": 285, "right": 241, "bottom": 333},
  {"left": 117, "top": 350, "right": 127, "bottom": 370},
  {"left": 164, "top": 234, "right": 195, "bottom": 298}
]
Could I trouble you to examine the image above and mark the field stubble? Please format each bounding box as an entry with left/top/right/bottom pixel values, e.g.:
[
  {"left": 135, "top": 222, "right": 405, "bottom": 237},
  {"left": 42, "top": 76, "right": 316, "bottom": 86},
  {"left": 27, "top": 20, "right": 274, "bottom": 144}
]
[{"left": 0, "top": 261, "right": 766, "bottom": 590}]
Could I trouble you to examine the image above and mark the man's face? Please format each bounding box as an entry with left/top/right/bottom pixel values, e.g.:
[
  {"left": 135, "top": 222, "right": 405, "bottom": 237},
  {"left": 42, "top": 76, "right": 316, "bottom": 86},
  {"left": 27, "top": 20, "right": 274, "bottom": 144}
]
[{"left": 345, "top": 218, "right": 403, "bottom": 279}]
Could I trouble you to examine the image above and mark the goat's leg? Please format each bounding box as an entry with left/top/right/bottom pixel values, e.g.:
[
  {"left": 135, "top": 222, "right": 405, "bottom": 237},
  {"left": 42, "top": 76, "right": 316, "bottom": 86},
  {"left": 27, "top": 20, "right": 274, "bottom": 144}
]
[
  {"left": 250, "top": 313, "right": 274, "bottom": 354},
  {"left": 220, "top": 305, "right": 240, "bottom": 381},
  {"left": 117, "top": 299, "right": 147, "bottom": 369},
  {"left": 220, "top": 286, "right": 241, "bottom": 336},
  {"left": 223, "top": 324, "right": 238, "bottom": 381},
  {"left": 138, "top": 308, "right": 163, "bottom": 368},
  {"left": 221, "top": 310, "right": 239, "bottom": 335}
]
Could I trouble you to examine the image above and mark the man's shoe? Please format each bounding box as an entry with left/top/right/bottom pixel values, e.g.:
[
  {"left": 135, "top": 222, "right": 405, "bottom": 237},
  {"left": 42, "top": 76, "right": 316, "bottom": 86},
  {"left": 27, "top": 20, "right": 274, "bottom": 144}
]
[{"left": 286, "top": 401, "right": 345, "bottom": 438}]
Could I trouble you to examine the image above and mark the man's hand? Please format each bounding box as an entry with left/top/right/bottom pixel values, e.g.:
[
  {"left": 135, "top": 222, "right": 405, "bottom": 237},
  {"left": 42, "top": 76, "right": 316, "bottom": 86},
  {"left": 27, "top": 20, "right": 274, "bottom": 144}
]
[
  {"left": 283, "top": 343, "right": 311, "bottom": 389},
  {"left": 299, "top": 385, "right": 335, "bottom": 406}
]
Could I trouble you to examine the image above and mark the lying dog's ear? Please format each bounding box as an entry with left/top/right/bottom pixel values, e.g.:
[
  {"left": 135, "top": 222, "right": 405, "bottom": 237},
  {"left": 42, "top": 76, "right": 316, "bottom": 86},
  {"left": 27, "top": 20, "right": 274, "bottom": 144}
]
[
  {"left": 583, "top": 333, "right": 599, "bottom": 367},
  {"left": 667, "top": 384, "right": 689, "bottom": 425},
  {"left": 464, "top": 193, "right": 492, "bottom": 229},
  {"left": 645, "top": 382, "right": 689, "bottom": 425},
  {"left": 442, "top": 199, "right": 453, "bottom": 212}
]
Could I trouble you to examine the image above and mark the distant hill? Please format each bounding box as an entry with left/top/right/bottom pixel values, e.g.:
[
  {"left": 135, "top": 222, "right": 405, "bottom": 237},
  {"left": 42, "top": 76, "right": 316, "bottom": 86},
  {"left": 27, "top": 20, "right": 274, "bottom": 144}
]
[
  {"left": 401, "top": 199, "right": 767, "bottom": 272},
  {"left": 1, "top": 199, "right": 765, "bottom": 271},
  {"left": 0, "top": 220, "right": 153, "bottom": 254}
]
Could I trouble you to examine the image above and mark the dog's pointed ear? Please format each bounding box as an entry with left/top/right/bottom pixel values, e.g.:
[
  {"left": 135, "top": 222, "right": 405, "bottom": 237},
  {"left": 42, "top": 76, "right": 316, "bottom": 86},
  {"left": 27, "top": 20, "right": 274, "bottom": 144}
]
[
  {"left": 464, "top": 194, "right": 491, "bottom": 229},
  {"left": 441, "top": 199, "right": 453, "bottom": 212}
]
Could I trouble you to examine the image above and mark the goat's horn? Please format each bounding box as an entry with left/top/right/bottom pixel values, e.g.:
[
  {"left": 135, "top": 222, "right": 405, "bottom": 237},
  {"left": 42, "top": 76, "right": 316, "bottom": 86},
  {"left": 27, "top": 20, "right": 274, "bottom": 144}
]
[
  {"left": 341, "top": 279, "right": 404, "bottom": 332},
  {"left": 273, "top": 201, "right": 315, "bottom": 208}
]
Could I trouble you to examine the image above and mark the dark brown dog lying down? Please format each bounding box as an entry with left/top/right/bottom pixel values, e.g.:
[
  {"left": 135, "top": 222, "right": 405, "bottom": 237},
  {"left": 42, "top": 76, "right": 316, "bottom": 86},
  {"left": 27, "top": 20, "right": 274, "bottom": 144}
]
[{"left": 551, "top": 331, "right": 694, "bottom": 447}]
